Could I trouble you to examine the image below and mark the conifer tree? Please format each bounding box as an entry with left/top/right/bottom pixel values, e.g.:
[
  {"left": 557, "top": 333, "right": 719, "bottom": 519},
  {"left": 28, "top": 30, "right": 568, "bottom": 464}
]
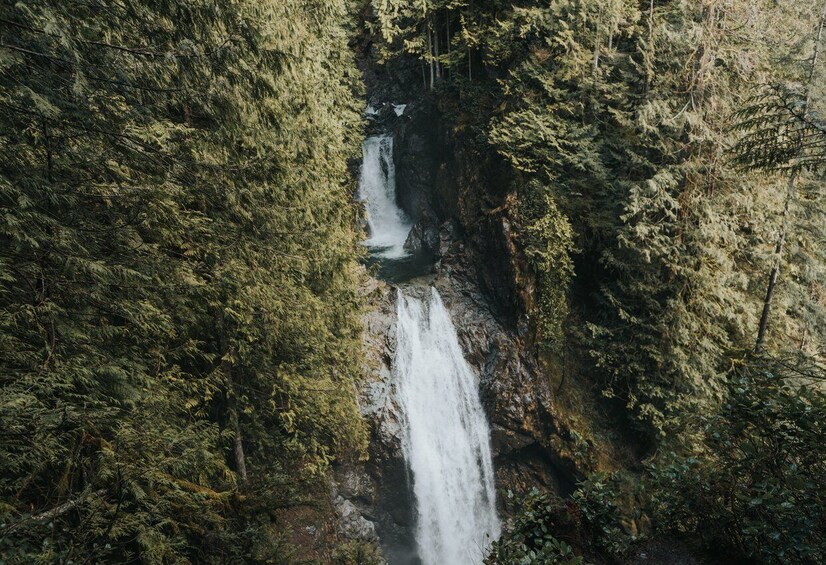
[
  {"left": 0, "top": 1, "right": 366, "bottom": 561},
  {"left": 369, "top": 0, "right": 826, "bottom": 434},
  {"left": 733, "top": 0, "right": 826, "bottom": 352}
]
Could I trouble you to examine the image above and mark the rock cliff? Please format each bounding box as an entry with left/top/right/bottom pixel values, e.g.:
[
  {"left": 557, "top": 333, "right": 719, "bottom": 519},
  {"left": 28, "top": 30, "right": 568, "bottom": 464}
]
[{"left": 337, "top": 47, "right": 590, "bottom": 563}]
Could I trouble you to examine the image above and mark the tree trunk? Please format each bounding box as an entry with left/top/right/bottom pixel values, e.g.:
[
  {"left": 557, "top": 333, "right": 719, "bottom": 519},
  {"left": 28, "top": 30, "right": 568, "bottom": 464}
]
[
  {"left": 646, "top": 0, "right": 654, "bottom": 93},
  {"left": 2, "top": 489, "right": 106, "bottom": 535},
  {"left": 226, "top": 365, "right": 248, "bottom": 483},
  {"left": 755, "top": 174, "right": 794, "bottom": 350},
  {"left": 593, "top": 6, "right": 602, "bottom": 72},
  {"left": 446, "top": 15, "right": 451, "bottom": 54},
  {"left": 427, "top": 24, "right": 435, "bottom": 90},
  {"left": 806, "top": 0, "right": 826, "bottom": 108},
  {"left": 435, "top": 24, "right": 441, "bottom": 80},
  {"left": 216, "top": 309, "right": 248, "bottom": 482}
]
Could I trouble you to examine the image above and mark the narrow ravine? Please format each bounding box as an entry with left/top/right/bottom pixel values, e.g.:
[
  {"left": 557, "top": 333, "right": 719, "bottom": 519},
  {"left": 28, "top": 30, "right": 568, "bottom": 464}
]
[{"left": 358, "top": 109, "right": 500, "bottom": 564}]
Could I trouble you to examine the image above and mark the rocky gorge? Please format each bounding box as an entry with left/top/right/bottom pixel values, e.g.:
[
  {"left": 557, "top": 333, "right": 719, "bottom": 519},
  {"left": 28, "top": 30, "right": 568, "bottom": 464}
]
[{"left": 331, "top": 85, "right": 594, "bottom": 563}]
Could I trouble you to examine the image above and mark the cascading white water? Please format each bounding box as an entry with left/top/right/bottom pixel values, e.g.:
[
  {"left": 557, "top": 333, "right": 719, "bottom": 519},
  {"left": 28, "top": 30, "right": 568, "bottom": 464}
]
[
  {"left": 395, "top": 288, "right": 500, "bottom": 565},
  {"left": 358, "top": 126, "right": 497, "bottom": 561},
  {"left": 359, "top": 135, "right": 412, "bottom": 258}
]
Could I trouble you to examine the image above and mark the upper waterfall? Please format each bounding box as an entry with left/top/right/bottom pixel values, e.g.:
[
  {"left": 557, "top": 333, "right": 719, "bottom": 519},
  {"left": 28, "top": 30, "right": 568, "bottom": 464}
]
[
  {"left": 359, "top": 135, "right": 412, "bottom": 259},
  {"left": 394, "top": 287, "right": 500, "bottom": 565}
]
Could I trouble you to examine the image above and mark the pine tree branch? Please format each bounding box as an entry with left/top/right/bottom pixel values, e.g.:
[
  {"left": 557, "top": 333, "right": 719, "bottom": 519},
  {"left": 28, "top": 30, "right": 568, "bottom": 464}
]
[{"left": 0, "top": 489, "right": 106, "bottom": 536}]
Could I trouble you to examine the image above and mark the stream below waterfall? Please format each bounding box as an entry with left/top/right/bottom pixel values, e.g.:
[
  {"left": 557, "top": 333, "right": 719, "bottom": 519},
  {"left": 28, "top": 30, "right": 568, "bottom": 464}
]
[{"left": 358, "top": 120, "right": 500, "bottom": 564}]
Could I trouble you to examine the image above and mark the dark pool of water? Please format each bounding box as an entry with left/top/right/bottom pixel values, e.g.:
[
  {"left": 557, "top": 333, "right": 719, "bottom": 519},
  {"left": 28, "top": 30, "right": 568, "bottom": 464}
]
[{"left": 363, "top": 246, "right": 437, "bottom": 283}]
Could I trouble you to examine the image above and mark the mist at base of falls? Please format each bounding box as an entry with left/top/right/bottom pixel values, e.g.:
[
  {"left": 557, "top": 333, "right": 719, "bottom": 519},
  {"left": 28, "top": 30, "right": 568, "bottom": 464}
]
[{"left": 395, "top": 288, "right": 500, "bottom": 565}]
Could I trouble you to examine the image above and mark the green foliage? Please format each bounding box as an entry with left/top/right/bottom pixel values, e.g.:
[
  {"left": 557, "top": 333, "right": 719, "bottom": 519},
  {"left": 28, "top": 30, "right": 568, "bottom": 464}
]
[
  {"left": 0, "top": 0, "right": 367, "bottom": 562},
  {"left": 572, "top": 474, "right": 635, "bottom": 558},
  {"left": 485, "top": 490, "right": 593, "bottom": 565},
  {"left": 518, "top": 182, "right": 574, "bottom": 351},
  {"left": 647, "top": 356, "right": 826, "bottom": 564},
  {"left": 331, "top": 540, "right": 384, "bottom": 565},
  {"left": 732, "top": 85, "right": 826, "bottom": 173},
  {"left": 487, "top": 478, "right": 639, "bottom": 565},
  {"left": 370, "top": 0, "right": 826, "bottom": 438}
]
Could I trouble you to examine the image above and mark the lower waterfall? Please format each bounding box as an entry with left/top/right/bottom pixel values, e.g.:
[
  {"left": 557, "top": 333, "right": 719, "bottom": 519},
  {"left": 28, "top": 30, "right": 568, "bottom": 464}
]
[{"left": 395, "top": 288, "right": 500, "bottom": 565}]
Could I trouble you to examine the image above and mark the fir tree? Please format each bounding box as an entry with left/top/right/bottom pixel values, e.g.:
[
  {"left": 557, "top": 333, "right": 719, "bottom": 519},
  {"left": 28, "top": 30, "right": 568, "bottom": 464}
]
[{"left": 0, "top": 1, "right": 367, "bottom": 561}]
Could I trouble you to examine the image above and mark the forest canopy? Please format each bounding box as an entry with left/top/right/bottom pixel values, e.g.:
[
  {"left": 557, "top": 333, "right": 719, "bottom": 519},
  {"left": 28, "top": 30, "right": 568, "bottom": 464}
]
[
  {"left": 1, "top": 0, "right": 825, "bottom": 563},
  {"left": 0, "top": 1, "right": 367, "bottom": 562}
]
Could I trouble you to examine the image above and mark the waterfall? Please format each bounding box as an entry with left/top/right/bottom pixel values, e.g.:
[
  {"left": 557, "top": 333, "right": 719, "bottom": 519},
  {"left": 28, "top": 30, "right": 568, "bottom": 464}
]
[
  {"left": 395, "top": 288, "right": 500, "bottom": 565},
  {"left": 359, "top": 128, "right": 497, "bottom": 562},
  {"left": 359, "top": 135, "right": 412, "bottom": 259}
]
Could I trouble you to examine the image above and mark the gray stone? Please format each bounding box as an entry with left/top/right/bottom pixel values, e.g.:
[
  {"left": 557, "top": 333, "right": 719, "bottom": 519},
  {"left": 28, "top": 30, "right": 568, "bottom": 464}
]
[{"left": 334, "top": 496, "right": 379, "bottom": 542}]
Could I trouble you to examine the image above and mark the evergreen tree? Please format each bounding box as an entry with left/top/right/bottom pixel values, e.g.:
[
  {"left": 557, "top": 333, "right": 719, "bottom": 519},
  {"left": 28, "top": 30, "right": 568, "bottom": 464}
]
[
  {"left": 370, "top": 0, "right": 826, "bottom": 436},
  {"left": 0, "top": 1, "right": 366, "bottom": 561}
]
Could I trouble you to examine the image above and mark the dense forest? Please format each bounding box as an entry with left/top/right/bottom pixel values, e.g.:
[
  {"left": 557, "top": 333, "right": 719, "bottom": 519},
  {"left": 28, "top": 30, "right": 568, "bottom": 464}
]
[
  {"left": 1, "top": 1, "right": 825, "bottom": 564},
  {"left": 368, "top": 0, "right": 826, "bottom": 563},
  {"left": 0, "top": 1, "right": 370, "bottom": 562}
]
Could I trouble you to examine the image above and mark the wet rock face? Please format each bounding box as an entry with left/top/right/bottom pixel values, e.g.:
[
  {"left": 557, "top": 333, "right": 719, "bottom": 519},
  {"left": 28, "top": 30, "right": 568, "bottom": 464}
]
[
  {"left": 334, "top": 495, "right": 378, "bottom": 542},
  {"left": 360, "top": 282, "right": 403, "bottom": 460},
  {"left": 429, "top": 260, "right": 577, "bottom": 499},
  {"left": 393, "top": 113, "right": 434, "bottom": 223},
  {"left": 403, "top": 218, "right": 440, "bottom": 257},
  {"left": 385, "top": 96, "right": 527, "bottom": 330},
  {"left": 391, "top": 103, "right": 445, "bottom": 262},
  {"left": 354, "top": 263, "right": 577, "bottom": 543},
  {"left": 354, "top": 282, "right": 419, "bottom": 563},
  {"left": 365, "top": 92, "right": 522, "bottom": 312}
]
